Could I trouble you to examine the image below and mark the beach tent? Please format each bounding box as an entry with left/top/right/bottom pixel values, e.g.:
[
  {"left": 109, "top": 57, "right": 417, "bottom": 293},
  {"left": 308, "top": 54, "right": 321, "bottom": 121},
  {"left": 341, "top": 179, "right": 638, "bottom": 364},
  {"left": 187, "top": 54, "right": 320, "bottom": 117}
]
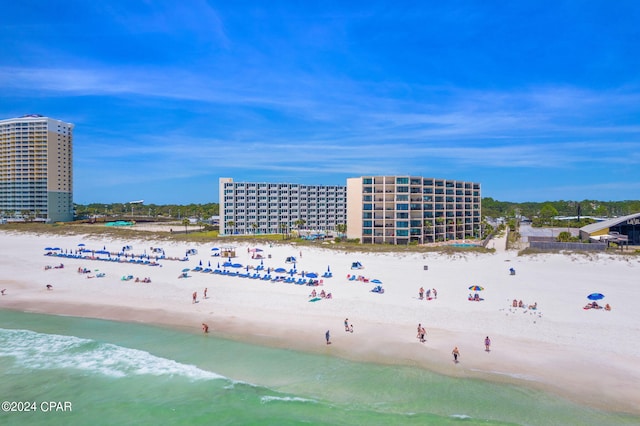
[{"left": 351, "top": 261, "right": 364, "bottom": 269}]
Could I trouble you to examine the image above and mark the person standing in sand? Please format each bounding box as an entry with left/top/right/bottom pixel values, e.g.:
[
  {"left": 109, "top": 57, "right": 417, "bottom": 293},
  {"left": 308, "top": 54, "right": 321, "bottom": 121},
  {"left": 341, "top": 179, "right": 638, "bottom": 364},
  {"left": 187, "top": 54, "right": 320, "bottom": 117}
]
[
  {"left": 204, "top": 288, "right": 208, "bottom": 299},
  {"left": 202, "top": 323, "right": 209, "bottom": 333},
  {"left": 419, "top": 287, "right": 424, "bottom": 299},
  {"left": 485, "top": 336, "right": 491, "bottom": 352},
  {"left": 192, "top": 291, "right": 197, "bottom": 304},
  {"left": 325, "top": 330, "right": 331, "bottom": 345},
  {"left": 344, "top": 318, "right": 350, "bottom": 332},
  {"left": 452, "top": 346, "right": 460, "bottom": 363}
]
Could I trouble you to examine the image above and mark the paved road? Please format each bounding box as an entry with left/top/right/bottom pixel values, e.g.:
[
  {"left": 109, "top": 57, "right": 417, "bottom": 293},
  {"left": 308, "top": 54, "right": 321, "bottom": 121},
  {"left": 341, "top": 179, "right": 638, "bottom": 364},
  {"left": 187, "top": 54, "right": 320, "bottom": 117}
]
[{"left": 519, "top": 223, "right": 580, "bottom": 242}]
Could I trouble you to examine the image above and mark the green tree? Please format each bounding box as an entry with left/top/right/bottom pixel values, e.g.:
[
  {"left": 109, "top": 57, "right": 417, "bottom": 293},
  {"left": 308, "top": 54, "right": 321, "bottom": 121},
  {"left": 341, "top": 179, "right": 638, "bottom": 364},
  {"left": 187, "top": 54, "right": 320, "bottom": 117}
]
[
  {"left": 226, "top": 221, "right": 235, "bottom": 235},
  {"left": 539, "top": 204, "right": 558, "bottom": 224},
  {"left": 182, "top": 218, "right": 190, "bottom": 234},
  {"left": 556, "top": 231, "right": 573, "bottom": 242},
  {"left": 336, "top": 223, "right": 347, "bottom": 238}
]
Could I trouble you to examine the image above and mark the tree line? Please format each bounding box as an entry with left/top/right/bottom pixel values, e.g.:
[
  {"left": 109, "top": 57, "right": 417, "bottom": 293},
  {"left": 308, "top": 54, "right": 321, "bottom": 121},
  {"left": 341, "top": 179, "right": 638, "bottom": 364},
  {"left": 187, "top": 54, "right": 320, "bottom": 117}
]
[
  {"left": 74, "top": 203, "right": 219, "bottom": 220},
  {"left": 74, "top": 198, "right": 640, "bottom": 224}
]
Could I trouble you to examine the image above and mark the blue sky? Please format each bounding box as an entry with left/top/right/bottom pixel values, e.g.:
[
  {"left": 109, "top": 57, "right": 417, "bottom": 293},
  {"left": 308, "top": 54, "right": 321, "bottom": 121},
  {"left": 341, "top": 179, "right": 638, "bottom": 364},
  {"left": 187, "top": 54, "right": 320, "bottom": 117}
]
[{"left": 1, "top": 1, "right": 639, "bottom": 204}]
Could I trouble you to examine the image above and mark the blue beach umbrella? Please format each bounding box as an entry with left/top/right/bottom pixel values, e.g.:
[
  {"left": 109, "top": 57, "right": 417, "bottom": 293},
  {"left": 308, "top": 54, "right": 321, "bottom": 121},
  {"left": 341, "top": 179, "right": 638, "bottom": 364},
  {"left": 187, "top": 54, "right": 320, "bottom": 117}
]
[
  {"left": 371, "top": 279, "right": 382, "bottom": 284},
  {"left": 587, "top": 293, "right": 604, "bottom": 301},
  {"left": 306, "top": 273, "right": 318, "bottom": 278},
  {"left": 182, "top": 268, "right": 190, "bottom": 272}
]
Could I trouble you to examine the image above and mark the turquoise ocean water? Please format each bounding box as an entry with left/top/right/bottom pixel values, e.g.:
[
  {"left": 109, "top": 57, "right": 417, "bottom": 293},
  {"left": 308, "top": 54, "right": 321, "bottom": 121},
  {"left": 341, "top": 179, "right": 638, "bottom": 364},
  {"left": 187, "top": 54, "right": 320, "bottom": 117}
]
[{"left": 0, "top": 309, "right": 637, "bottom": 426}]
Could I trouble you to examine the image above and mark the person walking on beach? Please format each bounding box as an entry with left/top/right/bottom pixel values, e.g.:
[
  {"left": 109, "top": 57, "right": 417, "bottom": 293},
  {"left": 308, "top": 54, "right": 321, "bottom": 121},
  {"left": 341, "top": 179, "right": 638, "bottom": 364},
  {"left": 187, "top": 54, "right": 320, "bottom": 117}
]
[
  {"left": 325, "top": 330, "right": 331, "bottom": 345},
  {"left": 419, "top": 287, "right": 424, "bottom": 300},
  {"left": 419, "top": 326, "right": 426, "bottom": 343},
  {"left": 344, "top": 318, "right": 350, "bottom": 332},
  {"left": 204, "top": 288, "right": 208, "bottom": 299},
  {"left": 433, "top": 288, "right": 437, "bottom": 299},
  {"left": 202, "top": 323, "right": 209, "bottom": 333},
  {"left": 192, "top": 291, "right": 197, "bottom": 304},
  {"left": 452, "top": 346, "right": 460, "bottom": 363},
  {"left": 484, "top": 336, "right": 491, "bottom": 352}
]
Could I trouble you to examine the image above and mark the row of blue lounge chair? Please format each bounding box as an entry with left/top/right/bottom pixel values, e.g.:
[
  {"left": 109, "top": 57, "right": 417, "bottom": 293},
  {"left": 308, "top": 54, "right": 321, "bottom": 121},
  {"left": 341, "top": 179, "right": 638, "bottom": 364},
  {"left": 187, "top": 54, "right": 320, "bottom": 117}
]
[
  {"left": 45, "top": 252, "right": 161, "bottom": 266},
  {"left": 210, "top": 268, "right": 321, "bottom": 284}
]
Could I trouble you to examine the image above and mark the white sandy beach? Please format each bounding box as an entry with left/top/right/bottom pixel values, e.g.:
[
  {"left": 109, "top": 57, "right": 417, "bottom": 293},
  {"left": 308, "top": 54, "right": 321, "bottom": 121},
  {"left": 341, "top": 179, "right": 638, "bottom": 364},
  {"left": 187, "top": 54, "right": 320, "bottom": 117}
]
[{"left": 1, "top": 229, "right": 639, "bottom": 415}]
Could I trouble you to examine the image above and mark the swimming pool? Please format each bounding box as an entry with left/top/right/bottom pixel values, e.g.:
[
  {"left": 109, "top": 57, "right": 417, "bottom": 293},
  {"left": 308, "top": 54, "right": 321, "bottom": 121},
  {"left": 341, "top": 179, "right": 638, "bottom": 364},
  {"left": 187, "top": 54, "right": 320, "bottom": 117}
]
[{"left": 105, "top": 221, "right": 134, "bottom": 227}]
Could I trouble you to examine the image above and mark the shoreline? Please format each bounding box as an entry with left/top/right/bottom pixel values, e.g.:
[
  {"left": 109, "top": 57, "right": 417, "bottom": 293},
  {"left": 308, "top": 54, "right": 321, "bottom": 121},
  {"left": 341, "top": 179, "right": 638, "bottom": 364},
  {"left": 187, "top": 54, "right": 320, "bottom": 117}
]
[{"left": 1, "top": 230, "right": 639, "bottom": 416}]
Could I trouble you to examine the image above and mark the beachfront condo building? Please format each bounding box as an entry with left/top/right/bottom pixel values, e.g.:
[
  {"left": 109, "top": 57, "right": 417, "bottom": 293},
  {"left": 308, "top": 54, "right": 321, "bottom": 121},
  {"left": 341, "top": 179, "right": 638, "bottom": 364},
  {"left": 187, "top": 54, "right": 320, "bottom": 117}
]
[
  {"left": 346, "top": 176, "right": 481, "bottom": 244},
  {"left": 219, "top": 178, "right": 347, "bottom": 236},
  {"left": 0, "top": 115, "right": 74, "bottom": 222}
]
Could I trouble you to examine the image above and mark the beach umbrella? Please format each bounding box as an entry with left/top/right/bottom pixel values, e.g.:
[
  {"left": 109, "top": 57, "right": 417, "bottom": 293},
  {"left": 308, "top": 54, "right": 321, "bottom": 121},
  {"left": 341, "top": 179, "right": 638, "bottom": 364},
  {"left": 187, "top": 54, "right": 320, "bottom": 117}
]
[
  {"left": 78, "top": 243, "right": 85, "bottom": 247},
  {"left": 44, "top": 247, "right": 53, "bottom": 251},
  {"left": 587, "top": 293, "right": 604, "bottom": 301},
  {"left": 469, "top": 285, "right": 484, "bottom": 291},
  {"left": 275, "top": 267, "right": 286, "bottom": 273},
  {"left": 371, "top": 279, "right": 382, "bottom": 284},
  {"left": 182, "top": 268, "right": 190, "bottom": 272},
  {"left": 306, "top": 272, "right": 318, "bottom": 278}
]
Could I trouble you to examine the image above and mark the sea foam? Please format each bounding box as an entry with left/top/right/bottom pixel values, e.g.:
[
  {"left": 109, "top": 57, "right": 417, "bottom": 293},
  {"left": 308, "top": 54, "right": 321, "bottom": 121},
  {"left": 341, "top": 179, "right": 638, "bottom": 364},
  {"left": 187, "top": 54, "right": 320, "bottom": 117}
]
[{"left": 0, "top": 328, "right": 224, "bottom": 381}]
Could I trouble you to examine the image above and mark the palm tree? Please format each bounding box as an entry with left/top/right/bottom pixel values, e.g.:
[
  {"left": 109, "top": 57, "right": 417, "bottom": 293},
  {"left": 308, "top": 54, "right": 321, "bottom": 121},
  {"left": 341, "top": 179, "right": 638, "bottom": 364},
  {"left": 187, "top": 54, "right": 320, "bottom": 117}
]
[
  {"left": 279, "top": 223, "right": 288, "bottom": 240},
  {"left": 294, "top": 219, "right": 306, "bottom": 237},
  {"left": 423, "top": 220, "right": 433, "bottom": 241},
  {"left": 251, "top": 223, "right": 258, "bottom": 235},
  {"left": 335, "top": 223, "right": 347, "bottom": 239},
  {"left": 182, "top": 218, "right": 190, "bottom": 234},
  {"left": 226, "top": 221, "right": 235, "bottom": 236}
]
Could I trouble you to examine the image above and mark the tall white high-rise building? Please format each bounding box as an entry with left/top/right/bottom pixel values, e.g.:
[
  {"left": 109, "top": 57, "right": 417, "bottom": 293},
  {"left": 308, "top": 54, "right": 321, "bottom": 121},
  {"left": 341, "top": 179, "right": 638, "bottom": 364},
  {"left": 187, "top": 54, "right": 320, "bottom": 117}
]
[
  {"left": 219, "top": 178, "right": 347, "bottom": 236},
  {"left": 0, "top": 114, "right": 74, "bottom": 222}
]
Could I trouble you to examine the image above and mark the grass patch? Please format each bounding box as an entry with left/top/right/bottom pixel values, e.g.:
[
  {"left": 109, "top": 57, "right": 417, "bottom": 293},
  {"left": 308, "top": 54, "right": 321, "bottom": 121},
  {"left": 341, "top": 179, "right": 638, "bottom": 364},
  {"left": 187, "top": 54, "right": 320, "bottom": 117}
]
[{"left": 1, "top": 222, "right": 493, "bottom": 255}]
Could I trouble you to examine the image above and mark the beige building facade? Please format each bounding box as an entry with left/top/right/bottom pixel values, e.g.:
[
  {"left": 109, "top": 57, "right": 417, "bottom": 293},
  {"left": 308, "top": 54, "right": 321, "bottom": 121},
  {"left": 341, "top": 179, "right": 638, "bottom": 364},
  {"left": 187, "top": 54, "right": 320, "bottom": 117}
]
[
  {"left": 347, "top": 176, "right": 481, "bottom": 244},
  {"left": 0, "top": 115, "right": 74, "bottom": 222}
]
